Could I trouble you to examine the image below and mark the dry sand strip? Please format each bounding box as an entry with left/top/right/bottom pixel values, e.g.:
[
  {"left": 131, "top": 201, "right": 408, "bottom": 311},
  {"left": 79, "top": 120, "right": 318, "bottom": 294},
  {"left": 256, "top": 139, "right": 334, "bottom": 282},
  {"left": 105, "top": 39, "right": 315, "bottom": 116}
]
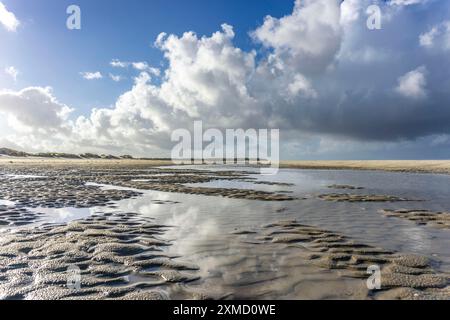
[
  {"left": 0, "top": 157, "right": 173, "bottom": 168},
  {"left": 280, "top": 160, "right": 450, "bottom": 175}
]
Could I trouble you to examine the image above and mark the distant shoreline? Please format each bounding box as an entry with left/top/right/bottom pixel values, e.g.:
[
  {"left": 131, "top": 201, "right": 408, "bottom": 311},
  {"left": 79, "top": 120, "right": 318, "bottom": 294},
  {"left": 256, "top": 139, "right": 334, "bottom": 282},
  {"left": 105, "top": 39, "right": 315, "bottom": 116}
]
[
  {"left": 1, "top": 157, "right": 450, "bottom": 175},
  {"left": 279, "top": 160, "right": 450, "bottom": 175},
  {"left": 0, "top": 157, "right": 174, "bottom": 168}
]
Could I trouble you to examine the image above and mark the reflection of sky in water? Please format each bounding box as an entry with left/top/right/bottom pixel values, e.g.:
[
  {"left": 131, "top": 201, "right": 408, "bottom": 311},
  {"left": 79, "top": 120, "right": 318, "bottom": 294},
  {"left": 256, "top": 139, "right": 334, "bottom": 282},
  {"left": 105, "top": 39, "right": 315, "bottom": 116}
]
[
  {"left": 85, "top": 182, "right": 137, "bottom": 191},
  {"left": 11, "top": 167, "right": 450, "bottom": 274},
  {"left": 33, "top": 207, "right": 94, "bottom": 224},
  {"left": 0, "top": 199, "right": 16, "bottom": 206},
  {"left": 162, "top": 165, "right": 260, "bottom": 173},
  {"left": 6, "top": 174, "right": 48, "bottom": 179},
  {"left": 165, "top": 169, "right": 450, "bottom": 270}
]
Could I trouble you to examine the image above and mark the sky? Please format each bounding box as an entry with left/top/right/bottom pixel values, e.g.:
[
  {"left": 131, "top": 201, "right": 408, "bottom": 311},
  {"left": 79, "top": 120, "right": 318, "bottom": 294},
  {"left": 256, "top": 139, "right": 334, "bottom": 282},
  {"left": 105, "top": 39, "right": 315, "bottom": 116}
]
[{"left": 0, "top": 0, "right": 450, "bottom": 159}]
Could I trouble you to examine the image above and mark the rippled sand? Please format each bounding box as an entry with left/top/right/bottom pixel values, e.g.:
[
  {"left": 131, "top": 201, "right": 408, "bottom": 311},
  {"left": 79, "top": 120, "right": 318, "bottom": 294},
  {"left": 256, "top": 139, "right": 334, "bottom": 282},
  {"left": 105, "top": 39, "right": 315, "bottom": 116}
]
[{"left": 0, "top": 160, "right": 449, "bottom": 300}]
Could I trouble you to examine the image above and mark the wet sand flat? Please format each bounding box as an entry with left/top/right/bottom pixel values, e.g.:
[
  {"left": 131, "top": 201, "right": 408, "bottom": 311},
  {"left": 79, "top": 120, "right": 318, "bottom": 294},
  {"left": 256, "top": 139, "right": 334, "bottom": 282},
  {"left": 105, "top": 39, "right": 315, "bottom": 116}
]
[
  {"left": 3, "top": 158, "right": 450, "bottom": 175},
  {"left": 0, "top": 159, "right": 449, "bottom": 300}
]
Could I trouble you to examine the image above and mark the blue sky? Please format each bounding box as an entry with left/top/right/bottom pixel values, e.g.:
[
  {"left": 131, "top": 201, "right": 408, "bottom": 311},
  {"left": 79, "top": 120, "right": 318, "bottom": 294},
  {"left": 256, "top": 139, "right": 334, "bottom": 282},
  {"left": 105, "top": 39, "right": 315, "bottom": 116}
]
[
  {"left": 0, "top": 0, "right": 293, "bottom": 116},
  {"left": 1, "top": 0, "right": 450, "bottom": 159}
]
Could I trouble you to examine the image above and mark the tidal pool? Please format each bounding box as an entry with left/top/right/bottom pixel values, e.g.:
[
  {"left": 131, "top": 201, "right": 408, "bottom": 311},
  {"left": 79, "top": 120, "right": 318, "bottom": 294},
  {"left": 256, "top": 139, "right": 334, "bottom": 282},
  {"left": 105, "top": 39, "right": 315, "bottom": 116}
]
[{"left": 128, "top": 167, "right": 450, "bottom": 268}]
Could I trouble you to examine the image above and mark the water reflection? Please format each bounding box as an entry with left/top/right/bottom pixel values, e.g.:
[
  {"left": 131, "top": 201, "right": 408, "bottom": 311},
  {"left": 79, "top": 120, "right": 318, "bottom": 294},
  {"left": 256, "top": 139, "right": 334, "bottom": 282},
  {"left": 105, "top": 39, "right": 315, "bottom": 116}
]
[
  {"left": 119, "top": 169, "right": 450, "bottom": 271},
  {"left": 0, "top": 199, "right": 15, "bottom": 206},
  {"left": 6, "top": 174, "right": 48, "bottom": 179},
  {"left": 34, "top": 206, "right": 93, "bottom": 224}
]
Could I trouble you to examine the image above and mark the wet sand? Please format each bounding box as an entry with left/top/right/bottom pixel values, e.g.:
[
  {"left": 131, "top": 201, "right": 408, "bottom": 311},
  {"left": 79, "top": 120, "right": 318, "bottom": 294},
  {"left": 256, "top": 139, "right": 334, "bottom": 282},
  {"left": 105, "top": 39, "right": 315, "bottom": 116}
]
[{"left": 0, "top": 159, "right": 449, "bottom": 300}]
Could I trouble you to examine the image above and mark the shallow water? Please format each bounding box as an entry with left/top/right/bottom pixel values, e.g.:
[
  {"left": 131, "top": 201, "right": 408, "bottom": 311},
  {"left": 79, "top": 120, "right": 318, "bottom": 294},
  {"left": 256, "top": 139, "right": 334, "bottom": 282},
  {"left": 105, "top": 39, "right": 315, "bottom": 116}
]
[
  {"left": 2, "top": 166, "right": 450, "bottom": 299},
  {"left": 5, "top": 174, "right": 48, "bottom": 179},
  {"left": 0, "top": 200, "right": 15, "bottom": 206},
  {"left": 140, "top": 167, "right": 450, "bottom": 267}
]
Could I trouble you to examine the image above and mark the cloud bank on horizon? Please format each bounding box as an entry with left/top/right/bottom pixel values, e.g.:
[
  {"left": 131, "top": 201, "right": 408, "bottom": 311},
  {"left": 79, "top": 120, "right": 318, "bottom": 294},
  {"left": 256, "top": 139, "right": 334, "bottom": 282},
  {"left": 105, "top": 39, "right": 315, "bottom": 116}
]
[{"left": 1, "top": 0, "right": 450, "bottom": 159}]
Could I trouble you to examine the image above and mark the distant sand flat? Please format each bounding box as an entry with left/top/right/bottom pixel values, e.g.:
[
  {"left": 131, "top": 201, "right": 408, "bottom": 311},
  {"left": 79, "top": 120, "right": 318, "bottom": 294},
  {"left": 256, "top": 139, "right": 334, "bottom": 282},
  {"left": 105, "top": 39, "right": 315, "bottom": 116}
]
[
  {"left": 280, "top": 160, "right": 450, "bottom": 175},
  {"left": 0, "top": 157, "right": 173, "bottom": 168},
  {"left": 1, "top": 157, "right": 450, "bottom": 175}
]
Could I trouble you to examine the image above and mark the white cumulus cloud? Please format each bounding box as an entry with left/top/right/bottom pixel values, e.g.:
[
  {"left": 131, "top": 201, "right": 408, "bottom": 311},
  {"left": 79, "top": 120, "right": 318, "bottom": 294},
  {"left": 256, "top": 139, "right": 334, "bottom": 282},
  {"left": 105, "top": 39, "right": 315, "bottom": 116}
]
[
  {"left": 252, "top": 0, "right": 342, "bottom": 73},
  {"left": 419, "top": 21, "right": 450, "bottom": 50},
  {"left": 395, "top": 66, "right": 427, "bottom": 99},
  {"left": 4, "top": 66, "right": 19, "bottom": 81},
  {"left": 109, "top": 74, "right": 124, "bottom": 82},
  {"left": 390, "top": 0, "right": 426, "bottom": 6},
  {"left": 0, "top": 87, "right": 73, "bottom": 131},
  {"left": 80, "top": 71, "right": 103, "bottom": 80},
  {"left": 0, "top": 2, "right": 19, "bottom": 32},
  {"left": 110, "top": 59, "right": 129, "bottom": 68},
  {"left": 340, "top": 0, "right": 362, "bottom": 25},
  {"left": 110, "top": 59, "right": 160, "bottom": 76}
]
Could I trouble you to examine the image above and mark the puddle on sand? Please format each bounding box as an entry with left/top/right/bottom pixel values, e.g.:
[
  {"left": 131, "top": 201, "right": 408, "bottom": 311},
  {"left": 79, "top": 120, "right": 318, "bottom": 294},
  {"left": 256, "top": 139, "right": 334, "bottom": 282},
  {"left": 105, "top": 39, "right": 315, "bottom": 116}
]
[
  {"left": 0, "top": 199, "right": 15, "bottom": 206},
  {"left": 85, "top": 182, "right": 140, "bottom": 192},
  {"left": 5, "top": 174, "right": 48, "bottom": 179},
  {"left": 31, "top": 207, "right": 94, "bottom": 224}
]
